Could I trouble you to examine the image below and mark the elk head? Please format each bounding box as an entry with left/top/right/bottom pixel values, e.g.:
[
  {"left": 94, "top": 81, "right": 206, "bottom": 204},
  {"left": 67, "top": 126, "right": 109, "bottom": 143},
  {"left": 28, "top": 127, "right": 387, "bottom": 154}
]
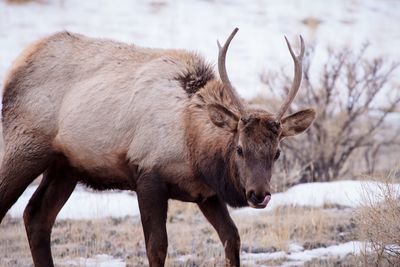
[{"left": 208, "top": 28, "right": 315, "bottom": 208}]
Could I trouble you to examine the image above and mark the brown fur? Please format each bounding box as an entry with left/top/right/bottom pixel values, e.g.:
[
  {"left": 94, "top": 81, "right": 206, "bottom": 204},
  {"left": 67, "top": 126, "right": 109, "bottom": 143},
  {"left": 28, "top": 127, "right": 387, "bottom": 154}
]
[
  {"left": 0, "top": 31, "right": 315, "bottom": 267},
  {"left": 175, "top": 56, "right": 214, "bottom": 96}
]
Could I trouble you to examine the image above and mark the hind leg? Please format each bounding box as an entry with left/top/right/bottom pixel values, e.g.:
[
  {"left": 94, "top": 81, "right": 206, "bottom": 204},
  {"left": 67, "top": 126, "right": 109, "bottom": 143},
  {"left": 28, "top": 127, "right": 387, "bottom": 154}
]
[
  {"left": 23, "top": 158, "right": 77, "bottom": 267},
  {"left": 0, "top": 136, "right": 53, "bottom": 223}
]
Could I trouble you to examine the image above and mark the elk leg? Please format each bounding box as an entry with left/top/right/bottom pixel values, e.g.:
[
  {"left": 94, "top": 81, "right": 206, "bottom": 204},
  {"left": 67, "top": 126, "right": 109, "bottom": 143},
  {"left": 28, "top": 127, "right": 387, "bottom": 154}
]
[
  {"left": 0, "top": 137, "right": 52, "bottom": 223},
  {"left": 136, "top": 173, "right": 168, "bottom": 267},
  {"left": 198, "top": 196, "right": 240, "bottom": 267},
  {"left": 23, "top": 158, "right": 77, "bottom": 267}
]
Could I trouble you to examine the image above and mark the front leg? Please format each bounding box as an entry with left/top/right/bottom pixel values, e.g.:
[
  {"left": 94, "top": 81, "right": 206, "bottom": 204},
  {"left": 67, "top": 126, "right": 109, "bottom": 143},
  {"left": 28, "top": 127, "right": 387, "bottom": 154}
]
[
  {"left": 137, "top": 173, "right": 168, "bottom": 267},
  {"left": 198, "top": 196, "right": 240, "bottom": 267}
]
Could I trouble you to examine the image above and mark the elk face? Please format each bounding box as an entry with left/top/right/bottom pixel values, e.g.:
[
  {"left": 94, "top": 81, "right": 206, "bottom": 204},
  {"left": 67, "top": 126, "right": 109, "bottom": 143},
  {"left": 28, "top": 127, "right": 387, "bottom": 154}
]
[
  {"left": 238, "top": 110, "right": 315, "bottom": 208},
  {"left": 236, "top": 113, "right": 280, "bottom": 208},
  {"left": 208, "top": 106, "right": 315, "bottom": 208},
  {"left": 210, "top": 28, "right": 315, "bottom": 208}
]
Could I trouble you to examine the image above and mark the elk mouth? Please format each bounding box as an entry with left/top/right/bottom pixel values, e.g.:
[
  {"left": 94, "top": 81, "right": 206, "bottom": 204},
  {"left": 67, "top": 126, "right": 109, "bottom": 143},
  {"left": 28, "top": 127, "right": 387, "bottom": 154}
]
[{"left": 247, "top": 194, "right": 271, "bottom": 209}]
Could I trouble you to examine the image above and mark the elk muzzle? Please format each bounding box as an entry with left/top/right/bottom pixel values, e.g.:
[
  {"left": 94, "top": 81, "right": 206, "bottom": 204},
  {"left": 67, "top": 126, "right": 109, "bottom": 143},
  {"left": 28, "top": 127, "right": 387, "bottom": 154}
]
[{"left": 246, "top": 187, "right": 271, "bottom": 209}]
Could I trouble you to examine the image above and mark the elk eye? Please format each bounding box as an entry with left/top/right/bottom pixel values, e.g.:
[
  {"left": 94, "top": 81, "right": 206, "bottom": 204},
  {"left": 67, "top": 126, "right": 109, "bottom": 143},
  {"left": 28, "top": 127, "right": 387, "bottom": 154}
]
[
  {"left": 274, "top": 149, "right": 281, "bottom": 161},
  {"left": 236, "top": 146, "right": 243, "bottom": 156}
]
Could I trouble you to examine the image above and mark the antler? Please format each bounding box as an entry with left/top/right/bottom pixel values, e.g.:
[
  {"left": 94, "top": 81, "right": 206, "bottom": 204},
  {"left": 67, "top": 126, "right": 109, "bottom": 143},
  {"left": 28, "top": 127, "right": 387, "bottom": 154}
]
[
  {"left": 217, "top": 28, "right": 244, "bottom": 113},
  {"left": 275, "top": 35, "right": 305, "bottom": 121}
]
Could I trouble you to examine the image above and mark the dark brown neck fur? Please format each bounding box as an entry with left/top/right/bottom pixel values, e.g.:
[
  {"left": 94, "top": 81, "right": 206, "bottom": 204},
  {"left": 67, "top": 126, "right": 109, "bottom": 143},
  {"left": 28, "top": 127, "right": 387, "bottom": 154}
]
[{"left": 184, "top": 79, "right": 247, "bottom": 207}]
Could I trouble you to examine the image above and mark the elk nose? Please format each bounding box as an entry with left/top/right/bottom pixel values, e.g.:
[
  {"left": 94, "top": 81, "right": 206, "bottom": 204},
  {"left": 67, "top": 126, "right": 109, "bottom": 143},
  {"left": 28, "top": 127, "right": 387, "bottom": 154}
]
[{"left": 247, "top": 190, "right": 271, "bottom": 206}]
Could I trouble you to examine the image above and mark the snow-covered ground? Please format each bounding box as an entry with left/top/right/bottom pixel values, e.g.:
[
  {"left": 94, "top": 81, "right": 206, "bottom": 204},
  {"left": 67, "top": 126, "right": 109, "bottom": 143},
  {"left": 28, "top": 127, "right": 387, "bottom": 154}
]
[
  {"left": 1, "top": 0, "right": 399, "bottom": 99},
  {"left": 232, "top": 180, "right": 400, "bottom": 217},
  {"left": 241, "top": 241, "right": 369, "bottom": 266},
  {"left": 9, "top": 185, "right": 140, "bottom": 219},
  {"left": 61, "top": 254, "right": 126, "bottom": 267},
  {"left": 172, "top": 241, "right": 372, "bottom": 266},
  {"left": 60, "top": 241, "right": 369, "bottom": 267},
  {"left": 9, "top": 180, "right": 399, "bottom": 219}
]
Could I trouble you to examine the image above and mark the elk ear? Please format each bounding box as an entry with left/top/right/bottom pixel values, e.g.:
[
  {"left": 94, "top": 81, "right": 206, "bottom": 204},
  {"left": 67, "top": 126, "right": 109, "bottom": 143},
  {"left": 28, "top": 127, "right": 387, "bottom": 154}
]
[
  {"left": 207, "top": 104, "right": 239, "bottom": 132},
  {"left": 281, "top": 109, "right": 315, "bottom": 138}
]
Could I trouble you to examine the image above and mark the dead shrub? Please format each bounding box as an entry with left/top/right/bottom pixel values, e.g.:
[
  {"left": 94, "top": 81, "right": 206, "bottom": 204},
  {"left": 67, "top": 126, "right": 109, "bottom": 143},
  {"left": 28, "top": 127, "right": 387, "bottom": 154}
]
[
  {"left": 257, "top": 43, "right": 400, "bottom": 188},
  {"left": 355, "top": 175, "right": 400, "bottom": 266}
]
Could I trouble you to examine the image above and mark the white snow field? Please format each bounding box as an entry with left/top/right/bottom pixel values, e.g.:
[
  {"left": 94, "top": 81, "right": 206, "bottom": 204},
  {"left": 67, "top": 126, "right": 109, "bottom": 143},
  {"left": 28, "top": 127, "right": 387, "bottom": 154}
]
[
  {"left": 9, "top": 180, "right": 399, "bottom": 219},
  {"left": 9, "top": 185, "right": 140, "bottom": 219},
  {"left": 0, "top": 0, "right": 399, "bottom": 99},
  {"left": 232, "top": 180, "right": 400, "bottom": 217}
]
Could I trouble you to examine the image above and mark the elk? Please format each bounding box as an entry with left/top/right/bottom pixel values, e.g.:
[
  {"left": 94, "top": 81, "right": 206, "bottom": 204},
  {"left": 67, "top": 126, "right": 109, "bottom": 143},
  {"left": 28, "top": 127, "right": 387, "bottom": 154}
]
[{"left": 0, "top": 28, "right": 315, "bottom": 266}]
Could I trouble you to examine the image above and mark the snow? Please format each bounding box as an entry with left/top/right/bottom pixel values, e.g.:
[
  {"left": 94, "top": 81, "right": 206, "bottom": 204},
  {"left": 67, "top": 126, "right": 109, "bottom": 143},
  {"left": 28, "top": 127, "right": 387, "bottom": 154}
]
[
  {"left": 8, "top": 180, "right": 398, "bottom": 220},
  {"left": 0, "top": 0, "right": 399, "bottom": 99},
  {"left": 176, "top": 254, "right": 195, "bottom": 263},
  {"left": 287, "top": 241, "right": 365, "bottom": 262},
  {"left": 8, "top": 185, "right": 140, "bottom": 220},
  {"left": 386, "top": 244, "right": 400, "bottom": 255},
  {"left": 61, "top": 254, "right": 126, "bottom": 267},
  {"left": 288, "top": 243, "right": 304, "bottom": 253},
  {"left": 242, "top": 241, "right": 368, "bottom": 266},
  {"left": 233, "top": 180, "right": 400, "bottom": 217},
  {"left": 176, "top": 241, "right": 369, "bottom": 266},
  {"left": 56, "top": 241, "right": 393, "bottom": 266},
  {"left": 242, "top": 250, "right": 287, "bottom": 261}
]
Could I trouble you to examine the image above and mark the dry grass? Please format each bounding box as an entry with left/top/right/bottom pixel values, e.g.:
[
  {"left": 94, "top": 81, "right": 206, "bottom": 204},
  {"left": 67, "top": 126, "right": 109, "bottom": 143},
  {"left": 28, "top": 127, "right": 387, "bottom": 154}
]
[
  {"left": 355, "top": 174, "right": 400, "bottom": 266},
  {"left": 0, "top": 199, "right": 356, "bottom": 266},
  {"left": 235, "top": 206, "right": 354, "bottom": 253},
  {"left": 0, "top": 200, "right": 223, "bottom": 267},
  {"left": 303, "top": 254, "right": 368, "bottom": 267}
]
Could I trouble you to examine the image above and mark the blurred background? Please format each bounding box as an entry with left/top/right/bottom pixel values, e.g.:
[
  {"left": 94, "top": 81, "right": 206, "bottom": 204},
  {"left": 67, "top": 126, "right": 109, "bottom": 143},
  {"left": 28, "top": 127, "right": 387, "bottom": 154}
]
[
  {"left": 1, "top": 0, "right": 399, "bottom": 98},
  {"left": 0, "top": 0, "right": 399, "bottom": 266}
]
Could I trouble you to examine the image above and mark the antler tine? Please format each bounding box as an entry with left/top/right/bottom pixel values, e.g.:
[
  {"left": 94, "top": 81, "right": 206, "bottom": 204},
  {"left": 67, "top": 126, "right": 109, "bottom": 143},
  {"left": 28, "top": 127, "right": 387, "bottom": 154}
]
[
  {"left": 217, "top": 28, "right": 238, "bottom": 90},
  {"left": 217, "top": 28, "right": 244, "bottom": 113},
  {"left": 275, "top": 35, "right": 305, "bottom": 121}
]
